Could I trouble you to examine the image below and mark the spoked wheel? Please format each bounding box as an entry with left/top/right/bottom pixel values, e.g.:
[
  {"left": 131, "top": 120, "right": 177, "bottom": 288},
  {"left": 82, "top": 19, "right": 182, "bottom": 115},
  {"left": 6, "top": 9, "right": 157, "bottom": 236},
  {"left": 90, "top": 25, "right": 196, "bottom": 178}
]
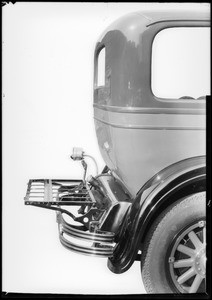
[
  {"left": 168, "top": 220, "right": 206, "bottom": 293},
  {"left": 141, "top": 192, "right": 206, "bottom": 294}
]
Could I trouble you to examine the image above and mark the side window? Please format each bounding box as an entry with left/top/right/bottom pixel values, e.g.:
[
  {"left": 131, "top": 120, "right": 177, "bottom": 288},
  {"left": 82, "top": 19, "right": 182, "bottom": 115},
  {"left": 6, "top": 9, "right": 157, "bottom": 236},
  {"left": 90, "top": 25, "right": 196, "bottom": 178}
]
[
  {"left": 151, "top": 27, "right": 210, "bottom": 100},
  {"left": 97, "top": 46, "right": 106, "bottom": 87}
]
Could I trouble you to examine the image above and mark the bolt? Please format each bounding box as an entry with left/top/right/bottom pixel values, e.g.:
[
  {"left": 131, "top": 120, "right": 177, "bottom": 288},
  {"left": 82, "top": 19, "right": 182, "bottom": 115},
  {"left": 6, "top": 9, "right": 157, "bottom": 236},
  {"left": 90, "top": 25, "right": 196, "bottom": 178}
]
[
  {"left": 169, "top": 257, "right": 175, "bottom": 263},
  {"left": 198, "top": 221, "right": 205, "bottom": 228}
]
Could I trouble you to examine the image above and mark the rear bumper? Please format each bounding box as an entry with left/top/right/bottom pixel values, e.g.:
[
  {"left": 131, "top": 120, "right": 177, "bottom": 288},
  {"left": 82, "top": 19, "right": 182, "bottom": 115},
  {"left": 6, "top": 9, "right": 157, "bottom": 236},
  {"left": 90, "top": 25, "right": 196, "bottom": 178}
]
[{"left": 57, "top": 212, "right": 115, "bottom": 257}]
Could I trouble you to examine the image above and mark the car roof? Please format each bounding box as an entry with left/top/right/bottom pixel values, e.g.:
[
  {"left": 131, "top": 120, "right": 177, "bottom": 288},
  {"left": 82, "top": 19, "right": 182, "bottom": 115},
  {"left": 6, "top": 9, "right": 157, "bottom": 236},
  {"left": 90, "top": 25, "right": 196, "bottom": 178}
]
[{"left": 97, "top": 8, "right": 210, "bottom": 43}]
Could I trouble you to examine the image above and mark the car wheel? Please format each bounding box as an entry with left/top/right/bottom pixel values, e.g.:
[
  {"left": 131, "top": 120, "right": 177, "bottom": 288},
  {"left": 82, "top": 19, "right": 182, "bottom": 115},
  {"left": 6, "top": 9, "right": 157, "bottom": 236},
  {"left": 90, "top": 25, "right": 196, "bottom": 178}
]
[{"left": 141, "top": 192, "right": 206, "bottom": 294}]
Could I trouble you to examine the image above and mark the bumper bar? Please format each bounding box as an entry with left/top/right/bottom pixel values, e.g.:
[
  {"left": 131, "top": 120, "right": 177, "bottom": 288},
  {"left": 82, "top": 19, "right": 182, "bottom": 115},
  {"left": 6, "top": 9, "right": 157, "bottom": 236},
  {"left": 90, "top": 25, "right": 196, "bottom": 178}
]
[{"left": 58, "top": 213, "right": 115, "bottom": 257}]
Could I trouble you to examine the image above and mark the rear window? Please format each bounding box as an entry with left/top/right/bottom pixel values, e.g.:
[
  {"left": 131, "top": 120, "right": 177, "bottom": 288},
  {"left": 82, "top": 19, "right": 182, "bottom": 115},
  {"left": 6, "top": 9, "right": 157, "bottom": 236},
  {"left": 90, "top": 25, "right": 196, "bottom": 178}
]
[
  {"left": 97, "top": 46, "right": 106, "bottom": 87},
  {"left": 151, "top": 27, "right": 210, "bottom": 100}
]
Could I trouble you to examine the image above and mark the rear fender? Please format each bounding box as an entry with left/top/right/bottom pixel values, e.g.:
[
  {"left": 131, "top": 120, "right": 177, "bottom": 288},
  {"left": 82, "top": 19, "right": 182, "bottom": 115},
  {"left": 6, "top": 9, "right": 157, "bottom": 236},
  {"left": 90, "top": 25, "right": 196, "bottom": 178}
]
[{"left": 108, "top": 156, "right": 206, "bottom": 274}]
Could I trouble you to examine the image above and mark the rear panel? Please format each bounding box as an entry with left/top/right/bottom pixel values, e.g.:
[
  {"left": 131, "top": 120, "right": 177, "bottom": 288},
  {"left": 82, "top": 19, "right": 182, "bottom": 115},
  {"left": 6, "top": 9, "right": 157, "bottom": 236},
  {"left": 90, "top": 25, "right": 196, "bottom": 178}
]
[{"left": 93, "top": 11, "right": 209, "bottom": 196}]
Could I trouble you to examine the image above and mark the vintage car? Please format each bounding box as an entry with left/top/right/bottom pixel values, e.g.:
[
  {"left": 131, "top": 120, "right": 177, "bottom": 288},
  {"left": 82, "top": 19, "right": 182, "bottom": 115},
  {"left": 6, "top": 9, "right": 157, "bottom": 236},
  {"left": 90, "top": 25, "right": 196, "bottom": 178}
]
[{"left": 25, "top": 8, "right": 210, "bottom": 294}]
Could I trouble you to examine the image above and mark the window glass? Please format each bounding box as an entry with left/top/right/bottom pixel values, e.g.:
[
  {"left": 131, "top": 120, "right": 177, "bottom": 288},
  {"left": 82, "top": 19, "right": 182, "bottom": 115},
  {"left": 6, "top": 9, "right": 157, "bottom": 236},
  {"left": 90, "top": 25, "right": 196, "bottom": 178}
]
[
  {"left": 97, "top": 47, "right": 105, "bottom": 87},
  {"left": 152, "top": 27, "right": 210, "bottom": 99}
]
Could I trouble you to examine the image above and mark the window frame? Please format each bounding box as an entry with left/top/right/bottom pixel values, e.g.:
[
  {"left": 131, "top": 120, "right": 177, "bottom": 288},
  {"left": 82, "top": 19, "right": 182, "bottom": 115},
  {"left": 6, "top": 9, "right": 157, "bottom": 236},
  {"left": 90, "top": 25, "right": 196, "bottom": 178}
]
[
  {"left": 94, "top": 44, "right": 106, "bottom": 89},
  {"left": 148, "top": 22, "right": 210, "bottom": 108},
  {"left": 151, "top": 26, "right": 210, "bottom": 101}
]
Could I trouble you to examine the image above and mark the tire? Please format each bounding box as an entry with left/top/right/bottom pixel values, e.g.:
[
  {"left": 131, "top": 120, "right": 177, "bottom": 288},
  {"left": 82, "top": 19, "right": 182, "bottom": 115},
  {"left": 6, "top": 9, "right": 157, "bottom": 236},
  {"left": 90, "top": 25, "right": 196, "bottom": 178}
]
[{"left": 141, "top": 192, "right": 206, "bottom": 294}]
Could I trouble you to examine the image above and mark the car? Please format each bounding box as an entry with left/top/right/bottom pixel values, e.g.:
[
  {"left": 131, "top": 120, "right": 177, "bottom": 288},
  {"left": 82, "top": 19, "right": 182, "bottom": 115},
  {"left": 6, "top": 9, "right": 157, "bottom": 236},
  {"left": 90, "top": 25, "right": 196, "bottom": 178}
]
[{"left": 25, "top": 7, "right": 210, "bottom": 294}]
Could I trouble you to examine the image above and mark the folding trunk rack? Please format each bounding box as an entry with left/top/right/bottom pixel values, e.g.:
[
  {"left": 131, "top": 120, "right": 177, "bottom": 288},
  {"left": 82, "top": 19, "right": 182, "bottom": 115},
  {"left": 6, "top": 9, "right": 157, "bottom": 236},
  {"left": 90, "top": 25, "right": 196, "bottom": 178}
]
[{"left": 24, "top": 179, "right": 115, "bottom": 257}]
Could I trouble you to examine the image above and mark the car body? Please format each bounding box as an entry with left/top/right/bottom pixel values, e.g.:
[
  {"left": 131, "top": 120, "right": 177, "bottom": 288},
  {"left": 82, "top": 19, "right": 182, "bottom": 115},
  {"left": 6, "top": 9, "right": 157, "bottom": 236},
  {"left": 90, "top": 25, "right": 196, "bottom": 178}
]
[{"left": 25, "top": 7, "right": 210, "bottom": 294}]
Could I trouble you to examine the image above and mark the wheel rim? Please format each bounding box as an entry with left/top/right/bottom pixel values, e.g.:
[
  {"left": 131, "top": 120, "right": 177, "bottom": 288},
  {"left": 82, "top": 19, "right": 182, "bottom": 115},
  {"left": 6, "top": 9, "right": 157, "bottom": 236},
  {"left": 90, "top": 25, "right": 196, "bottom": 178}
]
[{"left": 168, "top": 220, "right": 206, "bottom": 293}]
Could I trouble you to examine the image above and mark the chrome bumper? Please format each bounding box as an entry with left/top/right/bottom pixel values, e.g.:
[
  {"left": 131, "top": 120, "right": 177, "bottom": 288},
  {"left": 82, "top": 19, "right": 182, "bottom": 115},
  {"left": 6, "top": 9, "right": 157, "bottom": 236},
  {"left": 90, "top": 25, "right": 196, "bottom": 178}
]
[{"left": 57, "top": 212, "right": 115, "bottom": 257}]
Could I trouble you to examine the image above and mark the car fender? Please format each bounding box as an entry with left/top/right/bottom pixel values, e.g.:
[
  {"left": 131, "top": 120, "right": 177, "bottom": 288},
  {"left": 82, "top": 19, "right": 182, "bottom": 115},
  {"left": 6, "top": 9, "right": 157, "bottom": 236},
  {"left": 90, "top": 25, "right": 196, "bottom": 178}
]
[{"left": 107, "top": 156, "right": 206, "bottom": 274}]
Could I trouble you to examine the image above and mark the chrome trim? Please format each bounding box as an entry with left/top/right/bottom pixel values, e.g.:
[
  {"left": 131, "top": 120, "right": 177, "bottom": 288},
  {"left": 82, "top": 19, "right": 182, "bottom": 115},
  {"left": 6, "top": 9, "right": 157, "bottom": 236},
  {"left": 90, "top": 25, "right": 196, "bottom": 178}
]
[
  {"left": 57, "top": 213, "right": 115, "bottom": 258},
  {"left": 59, "top": 213, "right": 115, "bottom": 243},
  {"left": 59, "top": 234, "right": 114, "bottom": 257}
]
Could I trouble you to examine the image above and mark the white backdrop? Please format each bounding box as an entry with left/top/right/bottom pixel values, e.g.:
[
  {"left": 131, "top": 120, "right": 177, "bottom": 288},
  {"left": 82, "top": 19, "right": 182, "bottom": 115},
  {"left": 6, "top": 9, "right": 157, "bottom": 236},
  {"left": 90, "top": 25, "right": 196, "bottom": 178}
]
[{"left": 2, "top": 2, "right": 209, "bottom": 295}]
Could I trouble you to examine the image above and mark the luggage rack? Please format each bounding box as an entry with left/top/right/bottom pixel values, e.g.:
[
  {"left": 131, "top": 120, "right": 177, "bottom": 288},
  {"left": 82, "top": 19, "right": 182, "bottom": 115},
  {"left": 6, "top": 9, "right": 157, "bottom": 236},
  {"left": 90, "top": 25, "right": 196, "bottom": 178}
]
[
  {"left": 24, "top": 179, "right": 115, "bottom": 257},
  {"left": 24, "top": 179, "right": 91, "bottom": 205}
]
